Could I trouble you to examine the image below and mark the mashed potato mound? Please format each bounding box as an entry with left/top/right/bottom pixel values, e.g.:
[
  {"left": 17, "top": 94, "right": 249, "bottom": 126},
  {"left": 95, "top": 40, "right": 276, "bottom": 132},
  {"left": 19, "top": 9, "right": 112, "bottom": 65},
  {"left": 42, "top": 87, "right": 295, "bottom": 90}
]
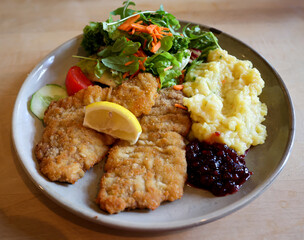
[{"left": 183, "top": 48, "right": 267, "bottom": 154}]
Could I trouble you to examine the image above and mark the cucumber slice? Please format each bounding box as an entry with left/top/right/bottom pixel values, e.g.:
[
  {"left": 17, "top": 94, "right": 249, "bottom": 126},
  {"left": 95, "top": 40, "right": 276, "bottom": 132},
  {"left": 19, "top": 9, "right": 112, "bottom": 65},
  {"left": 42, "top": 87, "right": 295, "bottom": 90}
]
[{"left": 30, "top": 84, "right": 68, "bottom": 120}]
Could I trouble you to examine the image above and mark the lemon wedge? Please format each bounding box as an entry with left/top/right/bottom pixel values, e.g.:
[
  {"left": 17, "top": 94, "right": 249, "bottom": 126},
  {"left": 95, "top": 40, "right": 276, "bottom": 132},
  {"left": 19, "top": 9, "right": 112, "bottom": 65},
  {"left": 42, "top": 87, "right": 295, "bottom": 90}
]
[{"left": 83, "top": 101, "right": 142, "bottom": 144}]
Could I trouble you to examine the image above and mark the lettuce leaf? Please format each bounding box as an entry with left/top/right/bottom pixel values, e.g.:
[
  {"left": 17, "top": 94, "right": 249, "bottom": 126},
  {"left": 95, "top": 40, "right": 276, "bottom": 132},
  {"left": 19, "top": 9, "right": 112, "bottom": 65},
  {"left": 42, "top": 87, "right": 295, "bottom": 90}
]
[
  {"left": 145, "top": 50, "right": 190, "bottom": 88},
  {"left": 183, "top": 24, "right": 219, "bottom": 60},
  {"left": 81, "top": 22, "right": 105, "bottom": 55}
]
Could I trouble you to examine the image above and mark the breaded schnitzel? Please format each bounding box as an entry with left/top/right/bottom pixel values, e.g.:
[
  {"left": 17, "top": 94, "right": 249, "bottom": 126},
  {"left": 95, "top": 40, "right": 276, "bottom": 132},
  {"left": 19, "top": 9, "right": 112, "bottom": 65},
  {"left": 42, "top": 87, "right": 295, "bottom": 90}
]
[
  {"left": 96, "top": 88, "right": 191, "bottom": 214},
  {"left": 35, "top": 73, "right": 158, "bottom": 183}
]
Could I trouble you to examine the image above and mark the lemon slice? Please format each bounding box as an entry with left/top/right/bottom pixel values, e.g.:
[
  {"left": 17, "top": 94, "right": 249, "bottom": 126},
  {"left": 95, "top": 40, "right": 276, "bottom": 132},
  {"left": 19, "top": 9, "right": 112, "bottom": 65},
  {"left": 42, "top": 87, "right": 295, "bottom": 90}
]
[{"left": 83, "top": 101, "right": 142, "bottom": 144}]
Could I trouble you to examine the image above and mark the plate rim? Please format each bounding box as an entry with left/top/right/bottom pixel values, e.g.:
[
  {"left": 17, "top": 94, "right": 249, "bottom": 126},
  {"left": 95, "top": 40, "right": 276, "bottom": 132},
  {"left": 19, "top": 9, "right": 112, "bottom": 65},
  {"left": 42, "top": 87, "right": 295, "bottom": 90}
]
[{"left": 12, "top": 22, "right": 296, "bottom": 231}]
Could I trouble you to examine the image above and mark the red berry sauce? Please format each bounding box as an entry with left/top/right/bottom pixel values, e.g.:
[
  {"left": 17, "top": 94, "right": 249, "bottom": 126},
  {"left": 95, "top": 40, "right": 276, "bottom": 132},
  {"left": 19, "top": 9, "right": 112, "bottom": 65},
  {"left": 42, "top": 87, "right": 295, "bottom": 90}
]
[{"left": 185, "top": 140, "right": 252, "bottom": 196}]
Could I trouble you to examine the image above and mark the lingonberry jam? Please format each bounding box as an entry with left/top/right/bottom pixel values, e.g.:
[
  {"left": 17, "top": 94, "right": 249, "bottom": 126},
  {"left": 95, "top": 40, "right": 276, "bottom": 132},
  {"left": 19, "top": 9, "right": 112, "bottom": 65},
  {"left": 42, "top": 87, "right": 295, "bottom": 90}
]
[{"left": 185, "top": 140, "right": 252, "bottom": 196}]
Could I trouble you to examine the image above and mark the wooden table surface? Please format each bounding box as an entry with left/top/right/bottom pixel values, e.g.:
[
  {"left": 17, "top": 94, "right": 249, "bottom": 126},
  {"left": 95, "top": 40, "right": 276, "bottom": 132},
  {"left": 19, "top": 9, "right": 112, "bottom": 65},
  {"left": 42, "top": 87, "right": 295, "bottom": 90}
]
[{"left": 1, "top": 0, "right": 303, "bottom": 239}]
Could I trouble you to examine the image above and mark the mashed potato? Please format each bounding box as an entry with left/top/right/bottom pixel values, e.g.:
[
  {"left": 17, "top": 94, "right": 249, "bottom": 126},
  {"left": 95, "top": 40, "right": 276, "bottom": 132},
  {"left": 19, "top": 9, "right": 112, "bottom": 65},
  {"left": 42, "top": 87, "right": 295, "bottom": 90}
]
[{"left": 183, "top": 48, "right": 267, "bottom": 154}]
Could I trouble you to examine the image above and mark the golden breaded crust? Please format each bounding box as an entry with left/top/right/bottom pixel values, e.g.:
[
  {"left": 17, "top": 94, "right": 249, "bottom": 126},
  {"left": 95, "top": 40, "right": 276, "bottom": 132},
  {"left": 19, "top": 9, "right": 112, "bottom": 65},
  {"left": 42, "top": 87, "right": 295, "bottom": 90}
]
[
  {"left": 97, "top": 132, "right": 187, "bottom": 214},
  {"left": 36, "top": 122, "right": 113, "bottom": 183},
  {"left": 96, "top": 88, "right": 191, "bottom": 213},
  {"left": 35, "top": 73, "right": 158, "bottom": 183},
  {"left": 35, "top": 85, "right": 113, "bottom": 183},
  {"left": 140, "top": 87, "right": 191, "bottom": 136},
  {"left": 109, "top": 73, "right": 158, "bottom": 117}
]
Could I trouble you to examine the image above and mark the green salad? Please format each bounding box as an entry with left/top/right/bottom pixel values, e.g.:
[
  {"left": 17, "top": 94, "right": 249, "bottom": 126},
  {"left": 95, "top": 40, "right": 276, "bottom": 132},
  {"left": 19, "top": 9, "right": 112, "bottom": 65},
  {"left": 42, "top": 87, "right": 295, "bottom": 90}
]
[
  {"left": 77, "top": 0, "right": 220, "bottom": 88},
  {"left": 30, "top": 0, "right": 220, "bottom": 120}
]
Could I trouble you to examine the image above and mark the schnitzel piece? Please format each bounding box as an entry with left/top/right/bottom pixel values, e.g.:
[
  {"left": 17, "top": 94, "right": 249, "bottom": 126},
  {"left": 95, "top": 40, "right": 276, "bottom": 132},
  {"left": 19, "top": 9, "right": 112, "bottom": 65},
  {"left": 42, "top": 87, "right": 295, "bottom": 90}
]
[
  {"left": 35, "top": 86, "right": 113, "bottom": 183},
  {"left": 35, "top": 73, "right": 158, "bottom": 183},
  {"left": 36, "top": 121, "right": 114, "bottom": 183},
  {"left": 140, "top": 88, "right": 191, "bottom": 136},
  {"left": 96, "top": 88, "right": 191, "bottom": 214},
  {"left": 110, "top": 72, "right": 159, "bottom": 117},
  {"left": 97, "top": 132, "right": 186, "bottom": 214}
]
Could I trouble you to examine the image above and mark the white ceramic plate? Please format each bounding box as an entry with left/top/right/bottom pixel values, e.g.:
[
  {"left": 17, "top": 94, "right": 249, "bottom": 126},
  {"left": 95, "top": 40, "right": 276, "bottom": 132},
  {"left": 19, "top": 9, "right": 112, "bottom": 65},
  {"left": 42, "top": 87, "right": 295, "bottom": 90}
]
[{"left": 12, "top": 22, "right": 295, "bottom": 231}]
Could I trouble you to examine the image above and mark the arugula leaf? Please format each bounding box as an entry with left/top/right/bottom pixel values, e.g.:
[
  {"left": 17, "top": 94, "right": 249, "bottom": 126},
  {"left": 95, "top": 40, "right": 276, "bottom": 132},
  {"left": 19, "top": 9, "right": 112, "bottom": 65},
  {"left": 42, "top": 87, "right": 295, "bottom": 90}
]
[
  {"left": 157, "top": 36, "right": 174, "bottom": 53},
  {"left": 120, "top": 40, "right": 141, "bottom": 55},
  {"left": 102, "top": 55, "right": 139, "bottom": 74},
  {"left": 98, "top": 37, "right": 141, "bottom": 57},
  {"left": 141, "top": 6, "right": 180, "bottom": 34},
  {"left": 183, "top": 24, "right": 219, "bottom": 60},
  {"left": 112, "top": 37, "right": 128, "bottom": 52},
  {"left": 76, "top": 57, "right": 107, "bottom": 79},
  {"left": 110, "top": 0, "right": 136, "bottom": 20}
]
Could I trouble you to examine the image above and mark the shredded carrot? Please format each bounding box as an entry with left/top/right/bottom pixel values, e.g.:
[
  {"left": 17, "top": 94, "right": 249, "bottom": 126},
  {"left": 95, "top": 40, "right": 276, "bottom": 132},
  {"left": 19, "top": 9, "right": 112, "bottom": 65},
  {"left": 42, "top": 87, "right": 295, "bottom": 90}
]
[
  {"left": 130, "top": 23, "right": 147, "bottom": 32},
  {"left": 222, "top": 79, "right": 226, "bottom": 84},
  {"left": 124, "top": 60, "right": 134, "bottom": 66},
  {"left": 174, "top": 103, "right": 188, "bottom": 110},
  {"left": 164, "top": 66, "right": 173, "bottom": 71},
  {"left": 143, "top": 39, "right": 147, "bottom": 49},
  {"left": 173, "top": 85, "right": 184, "bottom": 91},
  {"left": 130, "top": 69, "right": 140, "bottom": 79},
  {"left": 118, "top": 15, "right": 172, "bottom": 54},
  {"left": 146, "top": 24, "right": 157, "bottom": 34},
  {"left": 160, "top": 31, "right": 173, "bottom": 36},
  {"left": 152, "top": 34, "right": 158, "bottom": 43},
  {"left": 118, "top": 15, "right": 141, "bottom": 31},
  {"left": 123, "top": 72, "right": 129, "bottom": 79},
  {"left": 151, "top": 41, "right": 161, "bottom": 53},
  {"left": 134, "top": 48, "right": 147, "bottom": 58},
  {"left": 139, "top": 60, "right": 146, "bottom": 71},
  {"left": 179, "top": 69, "right": 186, "bottom": 84},
  {"left": 156, "top": 77, "right": 161, "bottom": 89}
]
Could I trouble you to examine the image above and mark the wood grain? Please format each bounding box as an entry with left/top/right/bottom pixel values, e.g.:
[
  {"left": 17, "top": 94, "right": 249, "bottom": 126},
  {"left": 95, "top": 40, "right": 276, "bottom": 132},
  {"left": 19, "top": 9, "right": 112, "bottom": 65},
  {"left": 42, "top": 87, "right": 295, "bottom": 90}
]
[{"left": 1, "top": 0, "right": 303, "bottom": 239}]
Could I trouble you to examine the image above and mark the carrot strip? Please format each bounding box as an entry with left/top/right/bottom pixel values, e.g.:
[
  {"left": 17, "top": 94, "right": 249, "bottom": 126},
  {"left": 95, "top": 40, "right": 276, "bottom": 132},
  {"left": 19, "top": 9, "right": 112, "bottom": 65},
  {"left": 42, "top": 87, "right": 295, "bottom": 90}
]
[
  {"left": 130, "top": 69, "right": 140, "bottom": 79},
  {"left": 151, "top": 41, "right": 161, "bottom": 53},
  {"left": 156, "top": 77, "right": 161, "bottom": 89},
  {"left": 174, "top": 103, "right": 188, "bottom": 110},
  {"left": 146, "top": 25, "right": 157, "bottom": 34},
  {"left": 130, "top": 24, "right": 147, "bottom": 31},
  {"left": 143, "top": 39, "right": 147, "bottom": 49},
  {"left": 118, "top": 15, "right": 141, "bottom": 30},
  {"left": 118, "top": 16, "right": 174, "bottom": 54},
  {"left": 161, "top": 27, "right": 170, "bottom": 31},
  {"left": 124, "top": 60, "right": 134, "bottom": 66},
  {"left": 123, "top": 72, "right": 129, "bottom": 78},
  {"left": 179, "top": 69, "right": 186, "bottom": 84},
  {"left": 173, "top": 85, "right": 184, "bottom": 90},
  {"left": 164, "top": 66, "right": 173, "bottom": 71},
  {"left": 160, "top": 31, "right": 173, "bottom": 36},
  {"left": 139, "top": 60, "right": 146, "bottom": 71}
]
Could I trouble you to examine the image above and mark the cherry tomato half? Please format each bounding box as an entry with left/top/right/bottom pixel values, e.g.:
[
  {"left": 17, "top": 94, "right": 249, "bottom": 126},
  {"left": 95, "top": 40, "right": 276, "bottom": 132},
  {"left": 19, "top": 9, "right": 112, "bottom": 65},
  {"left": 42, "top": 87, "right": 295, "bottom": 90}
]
[{"left": 65, "top": 66, "right": 93, "bottom": 96}]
